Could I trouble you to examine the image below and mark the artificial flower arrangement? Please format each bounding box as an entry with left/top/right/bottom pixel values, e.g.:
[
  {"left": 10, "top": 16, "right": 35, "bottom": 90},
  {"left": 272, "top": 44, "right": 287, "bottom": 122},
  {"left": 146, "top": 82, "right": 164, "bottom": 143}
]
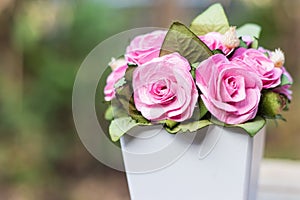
[{"left": 104, "top": 3, "right": 293, "bottom": 142}]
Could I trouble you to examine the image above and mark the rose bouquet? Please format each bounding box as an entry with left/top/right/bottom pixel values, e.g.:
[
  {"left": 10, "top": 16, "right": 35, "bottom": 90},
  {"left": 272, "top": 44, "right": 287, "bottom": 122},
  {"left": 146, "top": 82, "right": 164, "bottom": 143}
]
[{"left": 104, "top": 4, "right": 293, "bottom": 142}]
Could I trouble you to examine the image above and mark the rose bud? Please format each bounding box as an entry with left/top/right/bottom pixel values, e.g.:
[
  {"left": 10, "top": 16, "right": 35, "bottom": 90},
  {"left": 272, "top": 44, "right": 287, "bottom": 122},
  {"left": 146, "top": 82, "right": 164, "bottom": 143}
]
[{"left": 260, "top": 91, "right": 287, "bottom": 117}]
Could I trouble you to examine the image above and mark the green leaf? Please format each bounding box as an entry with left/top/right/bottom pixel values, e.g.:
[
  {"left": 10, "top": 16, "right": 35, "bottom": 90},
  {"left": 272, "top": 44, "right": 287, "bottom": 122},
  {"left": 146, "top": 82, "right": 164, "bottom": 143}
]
[
  {"left": 190, "top": 3, "right": 230, "bottom": 35},
  {"left": 113, "top": 66, "right": 137, "bottom": 117},
  {"left": 191, "top": 62, "right": 199, "bottom": 79},
  {"left": 280, "top": 74, "right": 293, "bottom": 86},
  {"left": 125, "top": 65, "right": 136, "bottom": 82},
  {"left": 237, "top": 23, "right": 261, "bottom": 38},
  {"left": 128, "top": 96, "right": 150, "bottom": 124},
  {"left": 165, "top": 119, "right": 179, "bottom": 129},
  {"left": 239, "top": 38, "right": 248, "bottom": 48},
  {"left": 210, "top": 116, "right": 266, "bottom": 137},
  {"left": 114, "top": 77, "right": 126, "bottom": 89},
  {"left": 165, "top": 120, "right": 212, "bottom": 134},
  {"left": 109, "top": 117, "right": 139, "bottom": 142},
  {"left": 191, "top": 68, "right": 195, "bottom": 79},
  {"left": 251, "top": 38, "right": 259, "bottom": 49},
  {"left": 199, "top": 98, "right": 208, "bottom": 119},
  {"left": 165, "top": 125, "right": 181, "bottom": 134},
  {"left": 160, "top": 22, "right": 213, "bottom": 64},
  {"left": 115, "top": 84, "right": 149, "bottom": 124},
  {"left": 212, "top": 49, "right": 224, "bottom": 55},
  {"left": 104, "top": 106, "right": 113, "bottom": 120},
  {"left": 109, "top": 99, "right": 129, "bottom": 119},
  {"left": 191, "top": 62, "right": 200, "bottom": 69},
  {"left": 179, "top": 120, "right": 212, "bottom": 132},
  {"left": 232, "top": 116, "right": 266, "bottom": 137},
  {"left": 115, "top": 84, "right": 132, "bottom": 110}
]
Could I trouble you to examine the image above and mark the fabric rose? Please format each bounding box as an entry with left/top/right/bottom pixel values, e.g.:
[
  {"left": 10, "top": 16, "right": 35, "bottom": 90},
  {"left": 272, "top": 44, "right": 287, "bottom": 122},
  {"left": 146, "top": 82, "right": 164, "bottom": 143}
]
[
  {"left": 231, "top": 48, "right": 282, "bottom": 89},
  {"left": 199, "top": 32, "right": 233, "bottom": 55},
  {"left": 125, "top": 30, "right": 167, "bottom": 65},
  {"left": 132, "top": 52, "right": 198, "bottom": 122},
  {"left": 195, "top": 54, "right": 262, "bottom": 124},
  {"left": 273, "top": 67, "right": 293, "bottom": 100},
  {"left": 104, "top": 58, "right": 128, "bottom": 101}
]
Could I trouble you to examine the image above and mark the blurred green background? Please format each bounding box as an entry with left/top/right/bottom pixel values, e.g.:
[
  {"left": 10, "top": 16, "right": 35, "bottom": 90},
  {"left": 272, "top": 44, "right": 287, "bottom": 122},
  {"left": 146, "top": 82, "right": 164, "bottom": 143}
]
[{"left": 0, "top": 0, "right": 299, "bottom": 199}]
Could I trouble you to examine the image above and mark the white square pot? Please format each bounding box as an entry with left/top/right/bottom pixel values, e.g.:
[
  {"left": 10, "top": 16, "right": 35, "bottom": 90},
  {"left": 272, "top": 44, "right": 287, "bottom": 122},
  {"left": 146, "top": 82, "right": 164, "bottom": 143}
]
[{"left": 121, "top": 125, "right": 265, "bottom": 200}]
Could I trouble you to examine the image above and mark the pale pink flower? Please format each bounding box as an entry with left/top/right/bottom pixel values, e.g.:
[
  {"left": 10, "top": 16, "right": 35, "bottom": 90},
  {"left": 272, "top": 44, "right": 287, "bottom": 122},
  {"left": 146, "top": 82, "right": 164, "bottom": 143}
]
[
  {"left": 195, "top": 54, "right": 262, "bottom": 124},
  {"left": 231, "top": 48, "right": 282, "bottom": 89},
  {"left": 125, "top": 30, "right": 167, "bottom": 65},
  {"left": 104, "top": 63, "right": 128, "bottom": 101},
  {"left": 132, "top": 53, "right": 198, "bottom": 122},
  {"left": 199, "top": 32, "right": 233, "bottom": 55}
]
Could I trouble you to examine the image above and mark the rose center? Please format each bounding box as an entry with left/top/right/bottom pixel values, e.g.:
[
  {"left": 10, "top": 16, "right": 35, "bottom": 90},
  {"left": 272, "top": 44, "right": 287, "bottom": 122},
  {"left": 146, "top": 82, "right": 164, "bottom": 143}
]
[
  {"left": 149, "top": 79, "right": 175, "bottom": 103},
  {"left": 152, "top": 80, "right": 168, "bottom": 95},
  {"left": 226, "top": 76, "right": 238, "bottom": 94},
  {"left": 223, "top": 74, "right": 246, "bottom": 102}
]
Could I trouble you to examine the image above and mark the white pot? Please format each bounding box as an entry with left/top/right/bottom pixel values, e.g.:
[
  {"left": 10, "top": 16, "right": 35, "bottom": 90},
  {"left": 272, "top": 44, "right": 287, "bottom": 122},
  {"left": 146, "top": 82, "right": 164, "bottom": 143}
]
[{"left": 120, "top": 125, "right": 265, "bottom": 200}]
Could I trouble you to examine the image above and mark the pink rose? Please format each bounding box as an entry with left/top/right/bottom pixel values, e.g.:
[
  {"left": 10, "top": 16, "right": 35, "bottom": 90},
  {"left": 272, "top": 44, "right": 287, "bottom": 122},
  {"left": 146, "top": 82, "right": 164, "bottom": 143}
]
[
  {"left": 199, "top": 32, "right": 232, "bottom": 55},
  {"left": 125, "top": 30, "right": 167, "bottom": 65},
  {"left": 195, "top": 54, "right": 262, "bottom": 124},
  {"left": 273, "top": 67, "right": 293, "bottom": 100},
  {"left": 132, "top": 52, "right": 198, "bottom": 122},
  {"left": 104, "top": 62, "right": 128, "bottom": 101},
  {"left": 231, "top": 48, "right": 282, "bottom": 89}
]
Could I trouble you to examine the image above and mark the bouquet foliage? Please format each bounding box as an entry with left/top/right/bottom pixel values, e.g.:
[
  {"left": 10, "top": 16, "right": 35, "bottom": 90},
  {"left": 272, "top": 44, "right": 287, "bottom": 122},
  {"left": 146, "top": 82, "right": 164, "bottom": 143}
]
[{"left": 103, "top": 4, "right": 293, "bottom": 142}]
